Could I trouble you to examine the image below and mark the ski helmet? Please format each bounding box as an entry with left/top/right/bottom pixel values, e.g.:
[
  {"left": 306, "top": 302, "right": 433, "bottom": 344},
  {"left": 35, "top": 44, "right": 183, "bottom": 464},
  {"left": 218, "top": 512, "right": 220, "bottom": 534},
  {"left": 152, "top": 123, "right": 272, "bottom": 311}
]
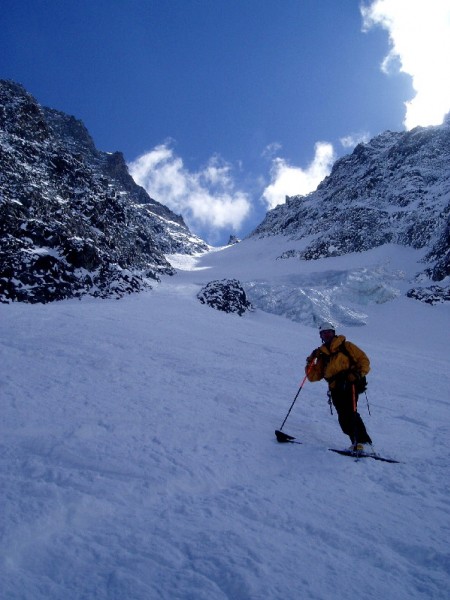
[{"left": 319, "top": 321, "right": 335, "bottom": 333}]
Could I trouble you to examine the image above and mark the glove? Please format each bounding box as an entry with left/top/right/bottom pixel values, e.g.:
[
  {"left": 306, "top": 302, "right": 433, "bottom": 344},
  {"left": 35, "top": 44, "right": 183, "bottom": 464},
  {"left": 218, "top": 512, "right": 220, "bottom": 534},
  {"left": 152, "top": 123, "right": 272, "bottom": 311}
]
[{"left": 306, "top": 348, "right": 320, "bottom": 364}]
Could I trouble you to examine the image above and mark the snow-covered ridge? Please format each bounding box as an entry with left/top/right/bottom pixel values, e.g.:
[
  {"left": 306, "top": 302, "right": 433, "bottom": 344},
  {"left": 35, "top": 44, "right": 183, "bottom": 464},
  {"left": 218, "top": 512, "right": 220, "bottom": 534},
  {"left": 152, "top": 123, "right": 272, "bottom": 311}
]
[
  {"left": 1, "top": 78, "right": 448, "bottom": 311},
  {"left": 250, "top": 121, "right": 450, "bottom": 303},
  {"left": 0, "top": 80, "right": 209, "bottom": 303}
]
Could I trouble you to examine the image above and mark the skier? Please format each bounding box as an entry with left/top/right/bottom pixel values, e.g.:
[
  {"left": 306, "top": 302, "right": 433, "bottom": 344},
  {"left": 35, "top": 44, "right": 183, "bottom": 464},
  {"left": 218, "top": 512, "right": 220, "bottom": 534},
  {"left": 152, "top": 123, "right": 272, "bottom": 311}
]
[{"left": 305, "top": 322, "right": 372, "bottom": 451}]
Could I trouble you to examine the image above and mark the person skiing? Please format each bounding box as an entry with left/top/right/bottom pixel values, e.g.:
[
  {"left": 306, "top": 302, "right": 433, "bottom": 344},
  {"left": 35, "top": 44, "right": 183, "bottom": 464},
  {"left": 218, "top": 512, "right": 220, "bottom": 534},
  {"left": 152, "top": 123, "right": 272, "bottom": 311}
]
[{"left": 305, "top": 322, "right": 372, "bottom": 451}]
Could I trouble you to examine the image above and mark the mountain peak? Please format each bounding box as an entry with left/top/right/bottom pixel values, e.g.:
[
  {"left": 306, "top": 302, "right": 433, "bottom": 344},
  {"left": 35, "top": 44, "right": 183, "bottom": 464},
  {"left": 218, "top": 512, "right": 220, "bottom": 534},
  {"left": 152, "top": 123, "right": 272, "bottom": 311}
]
[
  {"left": 250, "top": 122, "right": 449, "bottom": 302},
  {"left": 0, "top": 80, "right": 208, "bottom": 304}
]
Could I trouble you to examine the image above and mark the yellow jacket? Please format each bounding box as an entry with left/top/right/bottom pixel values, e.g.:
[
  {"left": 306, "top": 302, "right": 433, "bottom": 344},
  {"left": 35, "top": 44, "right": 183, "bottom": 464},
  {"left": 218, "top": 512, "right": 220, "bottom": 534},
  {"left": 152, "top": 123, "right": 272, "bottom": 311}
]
[{"left": 305, "top": 335, "right": 370, "bottom": 390}]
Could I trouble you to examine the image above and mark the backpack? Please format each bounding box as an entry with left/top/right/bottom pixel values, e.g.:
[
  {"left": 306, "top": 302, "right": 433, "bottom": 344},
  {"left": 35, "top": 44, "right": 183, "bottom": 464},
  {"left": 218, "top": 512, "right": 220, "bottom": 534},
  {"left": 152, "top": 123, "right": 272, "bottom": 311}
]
[{"left": 338, "top": 341, "right": 368, "bottom": 393}]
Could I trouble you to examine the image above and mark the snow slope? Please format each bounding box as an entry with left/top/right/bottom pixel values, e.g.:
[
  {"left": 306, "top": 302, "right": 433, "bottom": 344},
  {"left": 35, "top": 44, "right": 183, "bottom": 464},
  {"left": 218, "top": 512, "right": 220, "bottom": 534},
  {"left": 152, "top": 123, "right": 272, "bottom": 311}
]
[{"left": 1, "top": 237, "right": 449, "bottom": 599}]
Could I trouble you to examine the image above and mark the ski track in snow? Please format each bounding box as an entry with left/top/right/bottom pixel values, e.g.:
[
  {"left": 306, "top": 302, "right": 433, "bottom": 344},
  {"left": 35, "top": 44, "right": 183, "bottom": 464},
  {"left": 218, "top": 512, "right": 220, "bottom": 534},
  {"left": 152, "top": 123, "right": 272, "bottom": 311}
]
[{"left": 1, "top": 239, "right": 449, "bottom": 599}]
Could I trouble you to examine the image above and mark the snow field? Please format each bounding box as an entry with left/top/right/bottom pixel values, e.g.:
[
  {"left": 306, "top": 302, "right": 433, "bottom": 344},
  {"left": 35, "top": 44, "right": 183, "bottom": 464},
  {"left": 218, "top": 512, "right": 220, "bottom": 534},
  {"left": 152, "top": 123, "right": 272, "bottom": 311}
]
[{"left": 1, "top": 239, "right": 449, "bottom": 599}]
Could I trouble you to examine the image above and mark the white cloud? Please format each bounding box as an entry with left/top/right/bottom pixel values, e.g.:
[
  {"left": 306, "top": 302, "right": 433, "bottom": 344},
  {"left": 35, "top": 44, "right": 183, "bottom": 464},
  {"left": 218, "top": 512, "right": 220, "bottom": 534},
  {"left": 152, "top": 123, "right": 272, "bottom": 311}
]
[
  {"left": 361, "top": 0, "right": 450, "bottom": 129},
  {"left": 261, "top": 142, "right": 282, "bottom": 159},
  {"left": 261, "top": 142, "right": 335, "bottom": 210},
  {"left": 340, "top": 131, "right": 371, "bottom": 149},
  {"left": 128, "top": 144, "right": 251, "bottom": 236}
]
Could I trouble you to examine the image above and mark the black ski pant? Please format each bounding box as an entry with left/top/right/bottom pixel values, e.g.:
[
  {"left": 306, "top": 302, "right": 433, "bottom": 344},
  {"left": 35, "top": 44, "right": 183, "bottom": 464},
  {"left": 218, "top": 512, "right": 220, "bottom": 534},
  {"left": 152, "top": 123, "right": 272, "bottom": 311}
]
[{"left": 330, "top": 384, "right": 372, "bottom": 445}]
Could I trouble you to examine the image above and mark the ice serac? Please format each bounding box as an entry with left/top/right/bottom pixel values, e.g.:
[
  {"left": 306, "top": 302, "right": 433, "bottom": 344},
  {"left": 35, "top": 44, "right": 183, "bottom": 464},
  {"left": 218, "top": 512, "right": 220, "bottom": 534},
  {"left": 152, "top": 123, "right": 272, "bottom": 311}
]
[
  {"left": 250, "top": 120, "right": 450, "bottom": 303},
  {"left": 0, "top": 80, "right": 209, "bottom": 304}
]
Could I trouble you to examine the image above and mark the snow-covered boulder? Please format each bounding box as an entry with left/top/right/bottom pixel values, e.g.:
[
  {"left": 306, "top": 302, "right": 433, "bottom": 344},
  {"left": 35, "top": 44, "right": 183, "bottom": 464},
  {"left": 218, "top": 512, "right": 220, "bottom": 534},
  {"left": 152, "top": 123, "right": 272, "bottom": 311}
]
[
  {"left": 227, "top": 235, "right": 241, "bottom": 245},
  {"left": 197, "top": 279, "right": 253, "bottom": 316},
  {"left": 406, "top": 285, "right": 450, "bottom": 304}
]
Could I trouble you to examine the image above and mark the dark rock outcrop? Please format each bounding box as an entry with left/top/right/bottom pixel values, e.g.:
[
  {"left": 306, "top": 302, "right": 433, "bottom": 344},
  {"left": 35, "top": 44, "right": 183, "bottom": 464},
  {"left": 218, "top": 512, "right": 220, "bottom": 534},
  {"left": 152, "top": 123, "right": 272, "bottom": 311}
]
[
  {"left": 197, "top": 279, "right": 253, "bottom": 316},
  {"left": 0, "top": 80, "right": 208, "bottom": 303}
]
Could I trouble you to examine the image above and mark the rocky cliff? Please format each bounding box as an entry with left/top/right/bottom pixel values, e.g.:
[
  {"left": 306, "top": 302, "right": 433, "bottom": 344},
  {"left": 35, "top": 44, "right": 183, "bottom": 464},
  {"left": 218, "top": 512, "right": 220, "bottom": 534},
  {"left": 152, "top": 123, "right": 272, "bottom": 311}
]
[
  {"left": 251, "top": 120, "right": 450, "bottom": 302},
  {"left": 0, "top": 80, "right": 208, "bottom": 303}
]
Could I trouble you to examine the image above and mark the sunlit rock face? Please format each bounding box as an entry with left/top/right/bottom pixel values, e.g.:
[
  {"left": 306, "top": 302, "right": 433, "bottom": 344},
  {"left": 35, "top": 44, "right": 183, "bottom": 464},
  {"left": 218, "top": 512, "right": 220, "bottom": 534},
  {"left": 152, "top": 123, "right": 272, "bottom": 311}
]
[
  {"left": 251, "top": 120, "right": 450, "bottom": 304},
  {"left": 0, "top": 80, "right": 208, "bottom": 303}
]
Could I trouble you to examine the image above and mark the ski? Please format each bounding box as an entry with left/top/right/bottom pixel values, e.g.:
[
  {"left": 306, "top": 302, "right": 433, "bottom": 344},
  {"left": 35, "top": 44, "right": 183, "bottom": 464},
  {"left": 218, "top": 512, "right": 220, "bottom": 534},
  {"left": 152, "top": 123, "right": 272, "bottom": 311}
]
[
  {"left": 328, "top": 448, "right": 401, "bottom": 463},
  {"left": 275, "top": 431, "right": 400, "bottom": 461},
  {"left": 275, "top": 430, "right": 302, "bottom": 444}
]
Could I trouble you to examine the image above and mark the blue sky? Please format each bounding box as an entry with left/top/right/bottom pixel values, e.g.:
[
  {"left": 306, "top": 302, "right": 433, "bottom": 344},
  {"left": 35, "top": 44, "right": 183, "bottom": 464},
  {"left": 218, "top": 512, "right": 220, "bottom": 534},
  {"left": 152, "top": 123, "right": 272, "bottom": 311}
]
[{"left": 2, "top": 1, "right": 449, "bottom": 245}]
